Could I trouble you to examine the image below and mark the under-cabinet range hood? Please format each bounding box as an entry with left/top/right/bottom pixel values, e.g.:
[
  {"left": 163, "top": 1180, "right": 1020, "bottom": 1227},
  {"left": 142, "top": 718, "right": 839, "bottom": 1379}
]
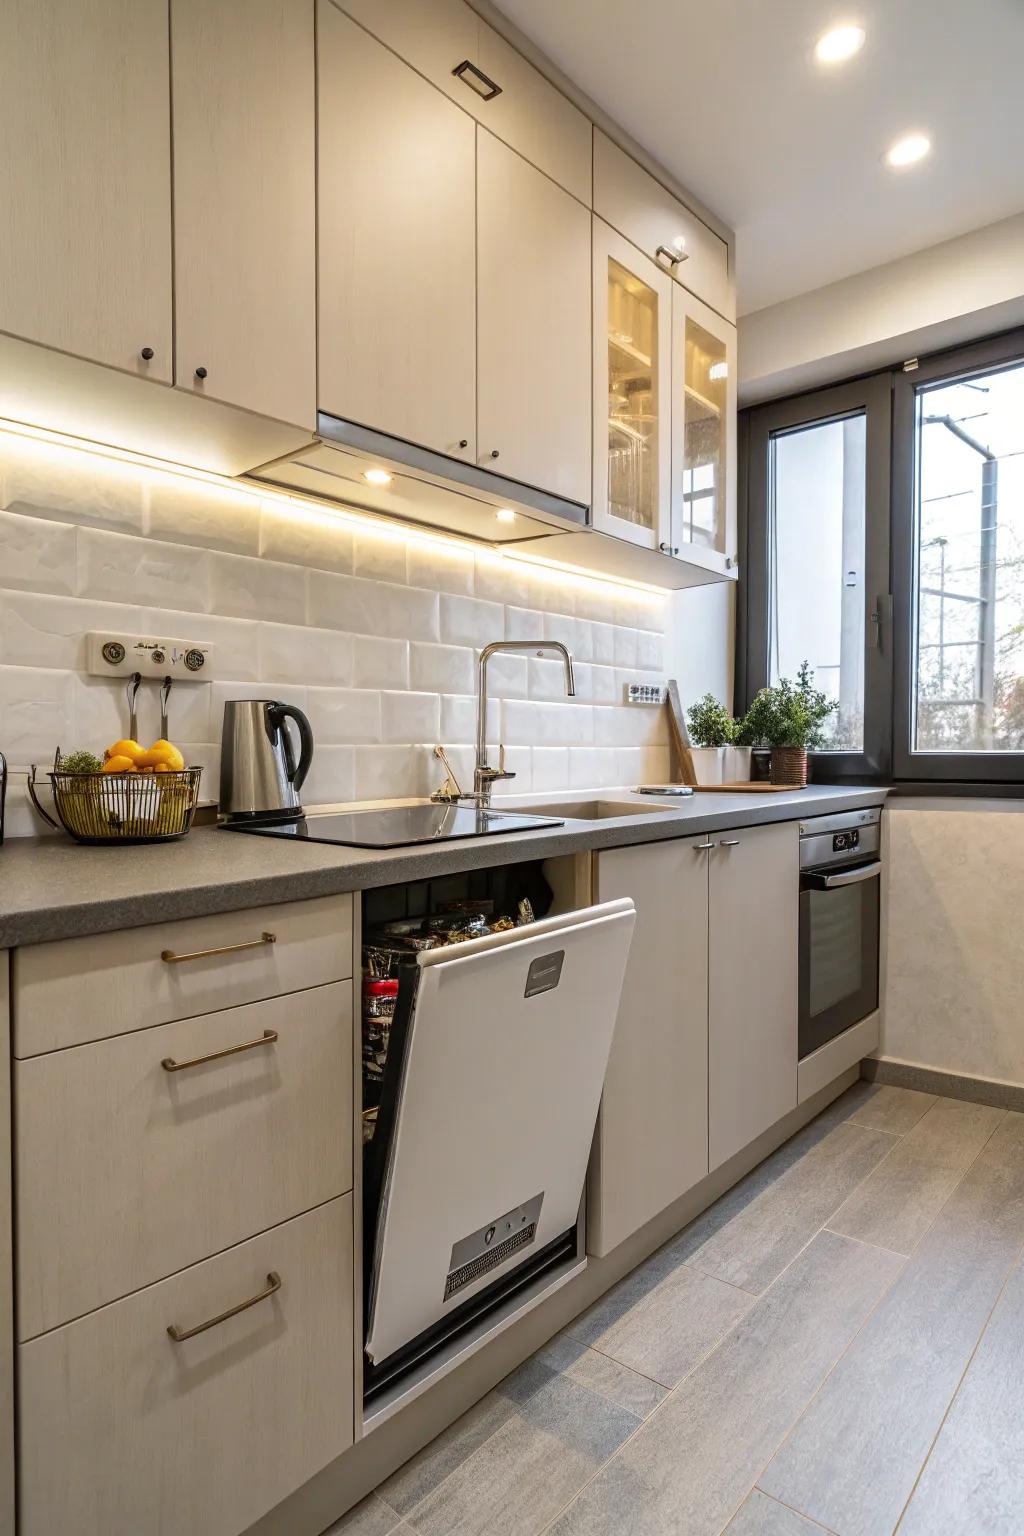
[{"left": 247, "top": 413, "right": 588, "bottom": 548}]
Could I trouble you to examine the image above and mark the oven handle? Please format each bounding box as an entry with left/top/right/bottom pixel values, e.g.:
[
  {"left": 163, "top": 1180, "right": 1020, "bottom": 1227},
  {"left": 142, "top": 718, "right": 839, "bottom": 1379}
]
[{"left": 803, "top": 860, "right": 882, "bottom": 891}]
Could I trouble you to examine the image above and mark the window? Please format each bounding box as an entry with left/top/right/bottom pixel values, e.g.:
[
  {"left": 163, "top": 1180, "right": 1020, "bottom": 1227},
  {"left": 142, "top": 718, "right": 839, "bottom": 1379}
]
[{"left": 742, "top": 326, "right": 1024, "bottom": 786}]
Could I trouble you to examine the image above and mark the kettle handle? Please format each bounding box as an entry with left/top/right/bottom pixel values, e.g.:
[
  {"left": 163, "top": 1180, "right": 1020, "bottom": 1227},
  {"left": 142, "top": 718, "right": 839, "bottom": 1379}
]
[{"left": 268, "top": 703, "right": 314, "bottom": 791}]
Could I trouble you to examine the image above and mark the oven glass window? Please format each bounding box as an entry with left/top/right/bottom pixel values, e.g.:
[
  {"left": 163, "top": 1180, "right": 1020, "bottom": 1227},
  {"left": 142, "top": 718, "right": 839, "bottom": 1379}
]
[{"left": 808, "top": 884, "right": 864, "bottom": 1016}]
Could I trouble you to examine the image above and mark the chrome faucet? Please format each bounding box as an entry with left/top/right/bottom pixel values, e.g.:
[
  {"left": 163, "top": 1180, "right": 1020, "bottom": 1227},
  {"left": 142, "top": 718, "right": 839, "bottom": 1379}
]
[{"left": 431, "top": 640, "right": 576, "bottom": 809}]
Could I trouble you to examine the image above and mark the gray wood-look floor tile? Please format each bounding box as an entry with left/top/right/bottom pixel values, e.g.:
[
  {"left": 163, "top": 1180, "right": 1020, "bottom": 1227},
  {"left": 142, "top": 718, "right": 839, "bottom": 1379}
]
[
  {"left": 672, "top": 1121, "right": 897, "bottom": 1294},
  {"left": 323, "top": 1493, "right": 407, "bottom": 1535},
  {"left": 545, "top": 1231, "right": 903, "bottom": 1536},
  {"left": 898, "top": 1252, "right": 1024, "bottom": 1535},
  {"left": 828, "top": 1097, "right": 1004, "bottom": 1255},
  {"left": 724, "top": 1488, "right": 832, "bottom": 1534},
  {"left": 403, "top": 1367, "right": 640, "bottom": 1536},
  {"left": 376, "top": 1390, "right": 517, "bottom": 1516},
  {"left": 565, "top": 1242, "right": 754, "bottom": 1387},
  {"left": 533, "top": 1330, "right": 668, "bottom": 1418},
  {"left": 760, "top": 1111, "right": 1024, "bottom": 1536},
  {"left": 841, "top": 1081, "right": 937, "bottom": 1135}
]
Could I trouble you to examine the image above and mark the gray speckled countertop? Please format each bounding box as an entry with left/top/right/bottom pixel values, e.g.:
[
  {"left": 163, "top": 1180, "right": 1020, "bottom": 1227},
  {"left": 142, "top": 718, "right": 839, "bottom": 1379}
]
[{"left": 0, "top": 785, "right": 886, "bottom": 947}]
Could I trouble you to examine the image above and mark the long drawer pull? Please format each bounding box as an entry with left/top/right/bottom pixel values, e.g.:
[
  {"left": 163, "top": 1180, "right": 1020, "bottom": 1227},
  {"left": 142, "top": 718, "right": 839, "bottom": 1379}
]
[
  {"left": 161, "top": 1029, "right": 278, "bottom": 1073},
  {"left": 160, "top": 931, "right": 276, "bottom": 964},
  {"left": 167, "top": 1271, "right": 281, "bottom": 1343}
]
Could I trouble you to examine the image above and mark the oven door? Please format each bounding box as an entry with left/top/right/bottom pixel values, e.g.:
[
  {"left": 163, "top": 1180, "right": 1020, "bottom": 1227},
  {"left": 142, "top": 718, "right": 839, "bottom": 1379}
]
[{"left": 799, "top": 860, "right": 881, "bottom": 1060}]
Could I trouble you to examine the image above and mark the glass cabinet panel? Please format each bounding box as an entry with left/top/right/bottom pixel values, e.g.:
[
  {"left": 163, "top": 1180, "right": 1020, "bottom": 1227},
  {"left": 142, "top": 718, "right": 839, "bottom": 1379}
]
[
  {"left": 606, "top": 256, "right": 659, "bottom": 533},
  {"left": 680, "top": 315, "right": 727, "bottom": 552}
]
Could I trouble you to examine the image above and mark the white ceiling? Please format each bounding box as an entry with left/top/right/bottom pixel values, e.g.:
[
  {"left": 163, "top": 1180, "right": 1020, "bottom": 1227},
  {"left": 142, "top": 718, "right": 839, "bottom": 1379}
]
[{"left": 492, "top": 0, "right": 1024, "bottom": 315}]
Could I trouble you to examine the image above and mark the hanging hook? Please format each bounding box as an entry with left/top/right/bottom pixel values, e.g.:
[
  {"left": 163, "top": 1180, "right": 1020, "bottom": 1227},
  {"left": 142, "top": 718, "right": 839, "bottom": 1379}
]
[
  {"left": 159, "top": 675, "right": 173, "bottom": 740},
  {"left": 126, "top": 672, "right": 142, "bottom": 742}
]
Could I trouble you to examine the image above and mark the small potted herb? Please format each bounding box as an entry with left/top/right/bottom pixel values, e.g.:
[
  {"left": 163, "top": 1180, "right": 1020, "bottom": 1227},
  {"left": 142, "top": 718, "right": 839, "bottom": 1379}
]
[
  {"left": 765, "top": 663, "right": 838, "bottom": 785},
  {"left": 736, "top": 690, "right": 776, "bottom": 782},
  {"left": 686, "top": 694, "right": 734, "bottom": 784}
]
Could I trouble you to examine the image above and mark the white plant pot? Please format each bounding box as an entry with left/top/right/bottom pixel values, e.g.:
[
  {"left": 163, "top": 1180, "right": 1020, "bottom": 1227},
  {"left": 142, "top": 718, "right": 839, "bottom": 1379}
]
[
  {"left": 690, "top": 746, "right": 726, "bottom": 785},
  {"left": 724, "top": 746, "right": 752, "bottom": 783}
]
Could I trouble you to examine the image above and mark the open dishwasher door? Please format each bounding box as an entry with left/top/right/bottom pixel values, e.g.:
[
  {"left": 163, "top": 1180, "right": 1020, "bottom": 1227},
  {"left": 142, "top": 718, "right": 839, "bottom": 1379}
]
[{"left": 365, "top": 897, "right": 636, "bottom": 1372}]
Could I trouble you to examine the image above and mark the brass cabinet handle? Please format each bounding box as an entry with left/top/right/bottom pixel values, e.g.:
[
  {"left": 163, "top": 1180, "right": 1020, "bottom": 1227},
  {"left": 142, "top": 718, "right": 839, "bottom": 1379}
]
[
  {"left": 161, "top": 1029, "right": 278, "bottom": 1073},
  {"left": 452, "top": 58, "right": 502, "bottom": 100},
  {"left": 167, "top": 1271, "right": 281, "bottom": 1343},
  {"left": 160, "top": 931, "right": 276, "bottom": 964}
]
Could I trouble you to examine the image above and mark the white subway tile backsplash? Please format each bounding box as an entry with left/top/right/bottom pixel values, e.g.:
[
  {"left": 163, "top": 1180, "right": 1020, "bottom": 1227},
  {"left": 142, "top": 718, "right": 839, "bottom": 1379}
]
[
  {"left": 380, "top": 690, "right": 440, "bottom": 744},
  {"left": 352, "top": 635, "right": 409, "bottom": 690},
  {"left": 258, "top": 622, "right": 352, "bottom": 687},
  {"left": 439, "top": 593, "right": 504, "bottom": 648},
  {"left": 259, "top": 502, "right": 354, "bottom": 573},
  {"left": 0, "top": 432, "right": 671, "bottom": 818},
  {"left": 0, "top": 664, "right": 75, "bottom": 766},
  {"left": 148, "top": 480, "right": 261, "bottom": 554},
  {"left": 0, "top": 509, "right": 77, "bottom": 596},
  {"left": 78, "top": 528, "right": 209, "bottom": 612},
  {"left": 208, "top": 550, "right": 306, "bottom": 624},
  {"left": 306, "top": 687, "right": 380, "bottom": 745},
  {"left": 410, "top": 642, "right": 474, "bottom": 696}
]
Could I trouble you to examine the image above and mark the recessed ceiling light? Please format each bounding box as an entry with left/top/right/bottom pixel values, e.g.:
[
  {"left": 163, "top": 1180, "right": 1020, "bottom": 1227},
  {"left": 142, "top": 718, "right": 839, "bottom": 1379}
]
[
  {"left": 495, "top": 507, "right": 517, "bottom": 523},
  {"left": 885, "top": 132, "right": 931, "bottom": 169},
  {"left": 814, "top": 24, "right": 865, "bottom": 64},
  {"left": 362, "top": 467, "right": 393, "bottom": 486}
]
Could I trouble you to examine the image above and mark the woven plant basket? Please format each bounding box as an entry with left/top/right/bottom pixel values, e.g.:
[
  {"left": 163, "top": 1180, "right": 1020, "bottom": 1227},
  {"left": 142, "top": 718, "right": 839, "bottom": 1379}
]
[{"left": 770, "top": 747, "right": 808, "bottom": 787}]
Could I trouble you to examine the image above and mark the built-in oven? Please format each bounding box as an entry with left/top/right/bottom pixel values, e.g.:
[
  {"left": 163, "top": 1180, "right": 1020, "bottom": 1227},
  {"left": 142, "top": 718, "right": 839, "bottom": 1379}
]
[{"left": 799, "top": 807, "right": 882, "bottom": 1060}]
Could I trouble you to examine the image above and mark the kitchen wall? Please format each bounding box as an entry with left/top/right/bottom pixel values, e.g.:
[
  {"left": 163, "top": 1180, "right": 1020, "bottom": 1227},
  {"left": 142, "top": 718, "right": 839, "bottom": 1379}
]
[
  {"left": 882, "top": 800, "right": 1024, "bottom": 1088},
  {"left": 0, "top": 428, "right": 673, "bottom": 835}
]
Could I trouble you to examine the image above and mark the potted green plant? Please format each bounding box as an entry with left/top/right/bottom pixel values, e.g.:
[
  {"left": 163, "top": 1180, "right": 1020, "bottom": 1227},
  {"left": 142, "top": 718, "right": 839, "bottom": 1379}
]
[
  {"left": 686, "top": 694, "right": 734, "bottom": 784},
  {"left": 736, "top": 689, "right": 776, "bottom": 782},
  {"left": 766, "top": 662, "right": 838, "bottom": 785}
]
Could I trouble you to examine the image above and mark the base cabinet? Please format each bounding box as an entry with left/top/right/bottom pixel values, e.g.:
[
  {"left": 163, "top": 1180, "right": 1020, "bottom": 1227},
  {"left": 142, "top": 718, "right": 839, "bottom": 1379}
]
[
  {"left": 709, "top": 822, "right": 799, "bottom": 1170},
  {"left": 589, "top": 838, "right": 710, "bottom": 1257},
  {"left": 18, "top": 1196, "right": 354, "bottom": 1536}
]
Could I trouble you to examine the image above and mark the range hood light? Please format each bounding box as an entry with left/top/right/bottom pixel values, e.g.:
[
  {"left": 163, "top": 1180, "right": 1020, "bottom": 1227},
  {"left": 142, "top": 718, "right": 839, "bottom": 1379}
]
[
  {"left": 362, "top": 467, "right": 393, "bottom": 486},
  {"left": 495, "top": 507, "right": 516, "bottom": 523}
]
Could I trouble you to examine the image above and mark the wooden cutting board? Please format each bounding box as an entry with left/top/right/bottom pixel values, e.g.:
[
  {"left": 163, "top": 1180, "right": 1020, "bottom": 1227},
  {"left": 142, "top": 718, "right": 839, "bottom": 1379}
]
[{"left": 691, "top": 781, "right": 807, "bottom": 793}]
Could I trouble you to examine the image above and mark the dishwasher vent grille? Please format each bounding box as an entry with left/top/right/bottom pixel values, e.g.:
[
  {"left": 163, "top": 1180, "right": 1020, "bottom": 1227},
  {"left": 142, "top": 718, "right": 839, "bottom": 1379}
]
[{"left": 444, "top": 1223, "right": 537, "bottom": 1301}]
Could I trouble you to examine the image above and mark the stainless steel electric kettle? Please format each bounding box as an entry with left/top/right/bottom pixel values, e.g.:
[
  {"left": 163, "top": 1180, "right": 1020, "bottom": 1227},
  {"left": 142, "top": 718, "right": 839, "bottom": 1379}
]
[{"left": 219, "top": 699, "right": 314, "bottom": 823}]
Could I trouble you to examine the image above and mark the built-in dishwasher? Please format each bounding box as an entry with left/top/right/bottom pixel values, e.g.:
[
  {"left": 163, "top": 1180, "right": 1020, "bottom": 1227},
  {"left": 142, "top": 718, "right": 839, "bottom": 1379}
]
[{"left": 360, "top": 860, "right": 635, "bottom": 1403}]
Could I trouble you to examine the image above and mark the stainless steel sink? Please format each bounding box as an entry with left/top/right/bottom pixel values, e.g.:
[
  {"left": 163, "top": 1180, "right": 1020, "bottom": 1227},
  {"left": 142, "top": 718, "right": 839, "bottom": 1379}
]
[{"left": 519, "top": 798, "right": 682, "bottom": 820}]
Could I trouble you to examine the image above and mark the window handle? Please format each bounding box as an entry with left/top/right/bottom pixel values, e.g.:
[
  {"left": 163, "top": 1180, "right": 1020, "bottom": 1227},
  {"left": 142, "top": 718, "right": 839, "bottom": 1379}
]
[{"left": 869, "top": 594, "right": 891, "bottom": 650}]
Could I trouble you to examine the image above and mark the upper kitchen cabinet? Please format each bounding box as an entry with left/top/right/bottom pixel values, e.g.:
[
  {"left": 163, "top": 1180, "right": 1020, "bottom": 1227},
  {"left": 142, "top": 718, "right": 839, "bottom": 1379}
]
[
  {"left": 670, "top": 286, "right": 738, "bottom": 576},
  {"left": 591, "top": 219, "right": 672, "bottom": 549},
  {"left": 477, "top": 131, "right": 591, "bottom": 507},
  {"left": 340, "top": 0, "right": 592, "bottom": 203},
  {"left": 594, "top": 131, "right": 734, "bottom": 321},
  {"left": 317, "top": 2, "right": 476, "bottom": 459},
  {"left": 0, "top": 0, "right": 172, "bottom": 380},
  {"left": 171, "top": 0, "right": 316, "bottom": 428}
]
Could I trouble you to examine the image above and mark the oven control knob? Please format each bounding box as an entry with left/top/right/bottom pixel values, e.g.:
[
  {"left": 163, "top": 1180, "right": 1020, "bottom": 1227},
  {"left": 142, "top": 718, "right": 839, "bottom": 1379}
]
[{"left": 484, "top": 1226, "right": 496, "bottom": 1246}]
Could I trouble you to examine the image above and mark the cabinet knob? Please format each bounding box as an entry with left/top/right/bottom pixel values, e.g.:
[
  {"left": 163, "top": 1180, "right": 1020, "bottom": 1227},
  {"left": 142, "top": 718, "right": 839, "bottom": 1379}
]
[
  {"left": 140, "top": 346, "right": 154, "bottom": 361},
  {"left": 194, "top": 366, "right": 208, "bottom": 380},
  {"left": 458, "top": 439, "right": 468, "bottom": 449},
  {"left": 489, "top": 449, "right": 500, "bottom": 460}
]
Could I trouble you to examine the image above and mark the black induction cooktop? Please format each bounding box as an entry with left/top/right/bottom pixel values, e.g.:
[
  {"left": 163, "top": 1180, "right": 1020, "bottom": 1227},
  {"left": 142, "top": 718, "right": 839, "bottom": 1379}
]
[{"left": 225, "top": 804, "right": 565, "bottom": 849}]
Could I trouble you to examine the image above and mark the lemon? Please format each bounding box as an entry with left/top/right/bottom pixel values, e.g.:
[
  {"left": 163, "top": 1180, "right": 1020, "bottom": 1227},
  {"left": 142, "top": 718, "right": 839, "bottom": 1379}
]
[
  {"left": 105, "top": 739, "right": 146, "bottom": 765},
  {"left": 101, "top": 755, "right": 137, "bottom": 773}
]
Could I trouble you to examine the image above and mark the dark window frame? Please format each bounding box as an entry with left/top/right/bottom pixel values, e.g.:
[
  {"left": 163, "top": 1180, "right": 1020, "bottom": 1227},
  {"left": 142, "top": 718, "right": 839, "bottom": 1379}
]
[{"left": 739, "top": 325, "right": 1024, "bottom": 789}]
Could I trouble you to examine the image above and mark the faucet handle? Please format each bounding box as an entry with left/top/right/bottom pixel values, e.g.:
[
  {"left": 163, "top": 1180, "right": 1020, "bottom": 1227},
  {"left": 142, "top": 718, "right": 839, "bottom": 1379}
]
[{"left": 479, "top": 746, "right": 516, "bottom": 786}]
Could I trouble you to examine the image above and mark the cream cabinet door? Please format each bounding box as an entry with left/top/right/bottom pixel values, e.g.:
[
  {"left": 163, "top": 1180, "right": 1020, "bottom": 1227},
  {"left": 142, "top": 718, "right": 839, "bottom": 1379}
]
[
  {"left": 318, "top": 2, "right": 476, "bottom": 460},
  {"left": 172, "top": 0, "right": 316, "bottom": 427},
  {"left": 589, "top": 838, "right": 710, "bottom": 1257},
  {"left": 477, "top": 130, "right": 591, "bottom": 506},
  {"left": 0, "top": 0, "right": 171, "bottom": 379},
  {"left": 670, "top": 285, "right": 738, "bottom": 578},
  {"left": 709, "top": 822, "right": 799, "bottom": 1171},
  {"left": 592, "top": 218, "right": 673, "bottom": 550}
]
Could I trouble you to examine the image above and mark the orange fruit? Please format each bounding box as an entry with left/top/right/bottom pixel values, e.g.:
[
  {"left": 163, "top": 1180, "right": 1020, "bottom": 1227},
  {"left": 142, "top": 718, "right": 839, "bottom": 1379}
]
[
  {"left": 137, "top": 740, "right": 185, "bottom": 771},
  {"left": 105, "top": 738, "right": 146, "bottom": 765},
  {"left": 101, "top": 755, "right": 137, "bottom": 773}
]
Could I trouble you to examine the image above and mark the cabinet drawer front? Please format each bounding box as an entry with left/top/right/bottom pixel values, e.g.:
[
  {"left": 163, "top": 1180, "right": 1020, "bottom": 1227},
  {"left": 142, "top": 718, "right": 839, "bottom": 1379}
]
[
  {"left": 16, "top": 985, "right": 353, "bottom": 1339},
  {"left": 12, "top": 893, "right": 353, "bottom": 1056},
  {"left": 594, "top": 131, "right": 733, "bottom": 321},
  {"left": 19, "top": 1197, "right": 354, "bottom": 1536}
]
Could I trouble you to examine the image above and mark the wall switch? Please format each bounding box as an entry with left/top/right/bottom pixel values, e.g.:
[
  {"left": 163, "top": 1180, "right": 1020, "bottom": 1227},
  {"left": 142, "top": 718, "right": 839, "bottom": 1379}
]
[
  {"left": 625, "top": 682, "right": 668, "bottom": 705},
  {"left": 86, "top": 631, "right": 213, "bottom": 681}
]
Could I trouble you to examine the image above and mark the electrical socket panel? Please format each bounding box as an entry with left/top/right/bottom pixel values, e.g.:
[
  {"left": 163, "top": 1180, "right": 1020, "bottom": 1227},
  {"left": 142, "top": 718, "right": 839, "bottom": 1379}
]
[
  {"left": 625, "top": 682, "right": 667, "bottom": 706},
  {"left": 86, "top": 631, "right": 213, "bottom": 681}
]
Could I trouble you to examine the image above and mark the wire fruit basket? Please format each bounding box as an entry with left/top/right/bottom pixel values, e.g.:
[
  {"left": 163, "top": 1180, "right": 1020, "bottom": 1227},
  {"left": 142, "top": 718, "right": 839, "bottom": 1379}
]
[{"left": 28, "top": 753, "right": 203, "bottom": 845}]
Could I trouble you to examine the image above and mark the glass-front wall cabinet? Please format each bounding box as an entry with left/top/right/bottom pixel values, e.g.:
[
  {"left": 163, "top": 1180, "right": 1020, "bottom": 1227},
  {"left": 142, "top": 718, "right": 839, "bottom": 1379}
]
[
  {"left": 593, "top": 219, "right": 671, "bottom": 549},
  {"left": 671, "top": 286, "right": 737, "bottom": 574}
]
